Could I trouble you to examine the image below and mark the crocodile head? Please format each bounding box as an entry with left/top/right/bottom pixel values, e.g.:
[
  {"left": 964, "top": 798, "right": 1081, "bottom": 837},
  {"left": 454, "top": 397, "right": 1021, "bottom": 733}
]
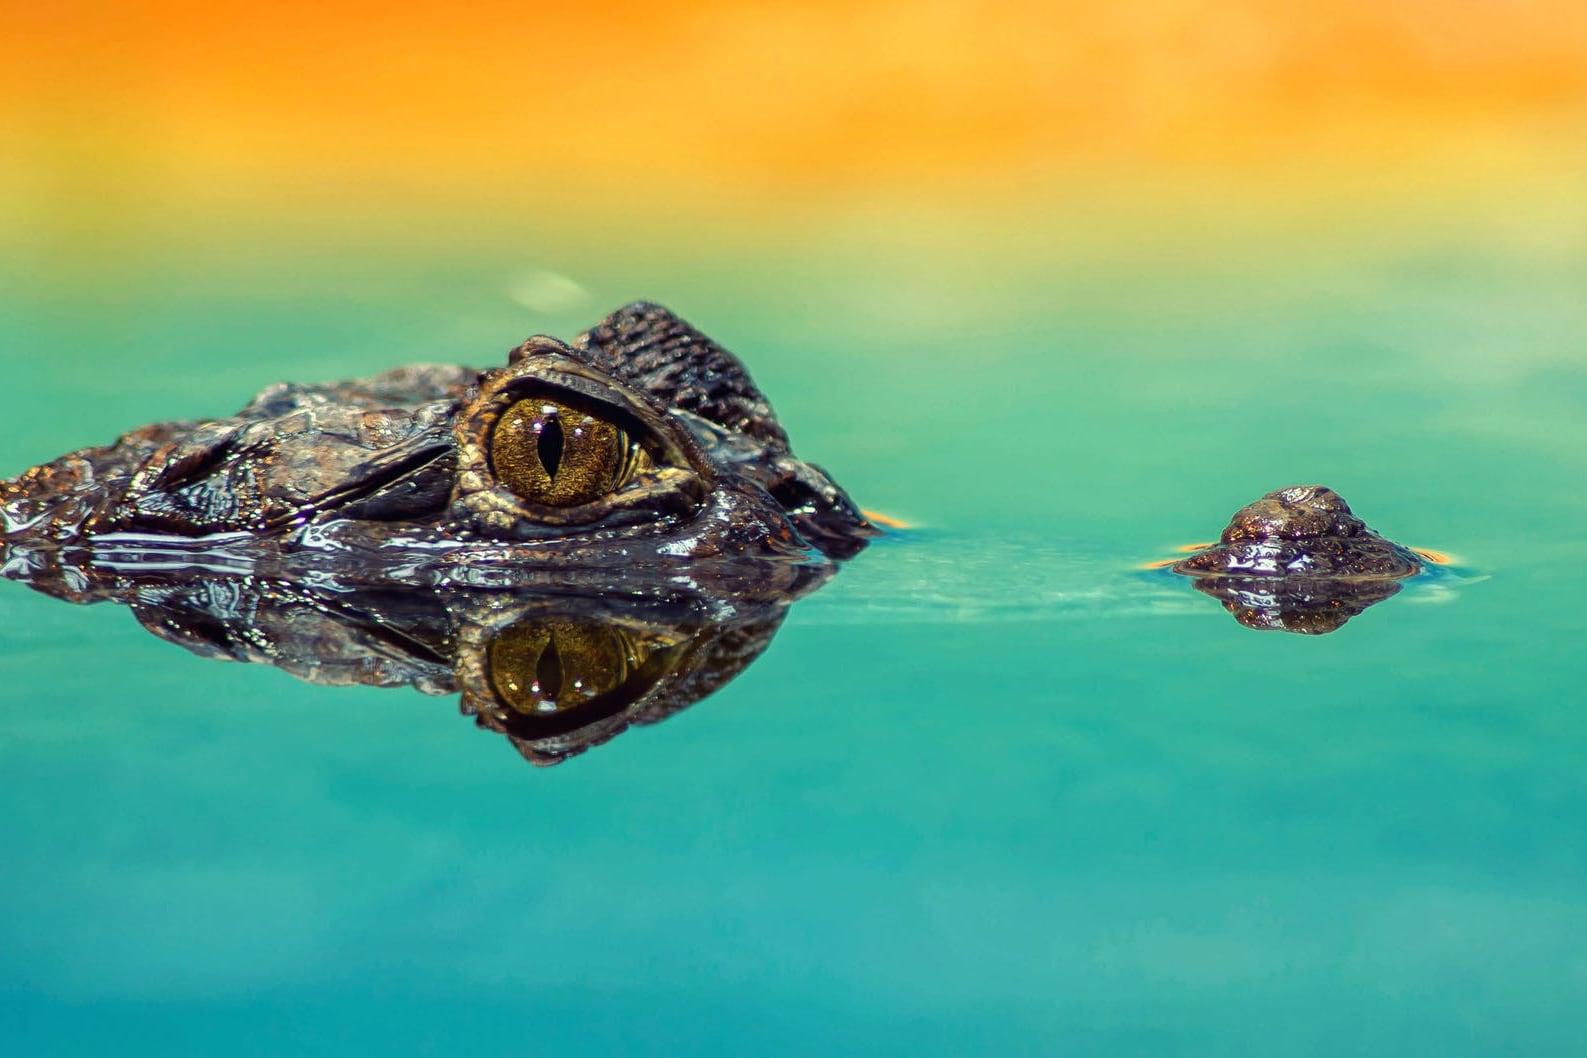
[{"left": 0, "top": 303, "right": 875, "bottom": 584}]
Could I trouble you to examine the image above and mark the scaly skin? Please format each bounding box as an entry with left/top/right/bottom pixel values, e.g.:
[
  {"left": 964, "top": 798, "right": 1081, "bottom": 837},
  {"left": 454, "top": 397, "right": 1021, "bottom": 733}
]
[
  {"left": 1170, "top": 485, "right": 1422, "bottom": 634},
  {"left": 0, "top": 302, "right": 876, "bottom": 585}
]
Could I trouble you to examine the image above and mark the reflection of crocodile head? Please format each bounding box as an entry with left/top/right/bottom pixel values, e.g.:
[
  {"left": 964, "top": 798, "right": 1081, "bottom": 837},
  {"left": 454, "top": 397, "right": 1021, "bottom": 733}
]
[
  {"left": 4, "top": 555, "right": 823, "bottom": 765},
  {"left": 0, "top": 301, "right": 869, "bottom": 764},
  {"left": 1169, "top": 485, "right": 1424, "bottom": 635},
  {"left": 0, "top": 302, "right": 875, "bottom": 580}
]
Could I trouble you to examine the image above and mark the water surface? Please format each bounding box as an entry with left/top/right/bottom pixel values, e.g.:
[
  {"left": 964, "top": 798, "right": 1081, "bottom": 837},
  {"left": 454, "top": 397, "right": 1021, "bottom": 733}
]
[{"left": 2, "top": 220, "right": 1585, "bottom": 1055}]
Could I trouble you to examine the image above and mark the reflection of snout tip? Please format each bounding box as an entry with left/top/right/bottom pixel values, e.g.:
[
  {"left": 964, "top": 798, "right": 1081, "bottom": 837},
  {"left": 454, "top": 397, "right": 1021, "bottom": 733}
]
[{"left": 1412, "top": 547, "right": 1454, "bottom": 566}]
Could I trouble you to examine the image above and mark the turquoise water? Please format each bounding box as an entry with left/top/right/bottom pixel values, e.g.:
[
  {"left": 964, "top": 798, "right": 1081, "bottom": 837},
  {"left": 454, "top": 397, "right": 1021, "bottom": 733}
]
[{"left": 3, "top": 218, "right": 1586, "bottom": 1055}]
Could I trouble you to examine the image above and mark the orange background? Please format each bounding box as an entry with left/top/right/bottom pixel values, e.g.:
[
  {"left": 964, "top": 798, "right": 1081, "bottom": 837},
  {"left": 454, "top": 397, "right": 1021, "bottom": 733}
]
[{"left": 5, "top": 0, "right": 1585, "bottom": 242}]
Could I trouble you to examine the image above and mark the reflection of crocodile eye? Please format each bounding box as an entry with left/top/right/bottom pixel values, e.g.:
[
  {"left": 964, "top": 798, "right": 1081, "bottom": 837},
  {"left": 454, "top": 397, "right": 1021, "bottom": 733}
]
[
  {"left": 491, "top": 397, "right": 637, "bottom": 506},
  {"left": 488, "top": 620, "right": 643, "bottom": 715}
]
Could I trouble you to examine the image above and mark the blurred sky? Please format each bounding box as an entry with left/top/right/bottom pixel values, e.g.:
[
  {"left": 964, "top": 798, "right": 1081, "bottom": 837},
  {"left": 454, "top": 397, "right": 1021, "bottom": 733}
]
[{"left": 4, "top": 0, "right": 1585, "bottom": 254}]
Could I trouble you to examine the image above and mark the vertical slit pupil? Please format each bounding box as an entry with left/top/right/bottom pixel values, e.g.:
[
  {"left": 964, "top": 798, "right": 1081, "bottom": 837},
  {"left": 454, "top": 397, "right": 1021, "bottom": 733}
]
[
  {"left": 537, "top": 640, "right": 563, "bottom": 701},
  {"left": 537, "top": 416, "right": 564, "bottom": 478}
]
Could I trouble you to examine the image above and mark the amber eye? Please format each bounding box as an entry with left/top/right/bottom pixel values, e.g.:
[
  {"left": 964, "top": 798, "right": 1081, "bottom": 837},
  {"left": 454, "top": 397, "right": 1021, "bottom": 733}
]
[
  {"left": 490, "top": 397, "right": 637, "bottom": 506},
  {"left": 488, "top": 619, "right": 644, "bottom": 715}
]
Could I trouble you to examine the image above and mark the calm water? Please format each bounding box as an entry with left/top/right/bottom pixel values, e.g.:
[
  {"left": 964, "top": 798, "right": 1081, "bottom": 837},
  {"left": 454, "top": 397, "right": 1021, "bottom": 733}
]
[{"left": 3, "top": 219, "right": 1586, "bottom": 1055}]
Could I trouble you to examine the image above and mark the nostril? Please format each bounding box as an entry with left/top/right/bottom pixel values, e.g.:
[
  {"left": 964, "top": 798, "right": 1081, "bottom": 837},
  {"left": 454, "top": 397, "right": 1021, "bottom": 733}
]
[{"left": 1278, "top": 485, "right": 1320, "bottom": 505}]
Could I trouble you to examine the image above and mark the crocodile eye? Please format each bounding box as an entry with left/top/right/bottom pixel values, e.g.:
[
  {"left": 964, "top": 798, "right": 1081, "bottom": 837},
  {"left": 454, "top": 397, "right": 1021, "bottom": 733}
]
[
  {"left": 487, "top": 619, "right": 644, "bottom": 715},
  {"left": 490, "top": 397, "right": 639, "bottom": 506}
]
